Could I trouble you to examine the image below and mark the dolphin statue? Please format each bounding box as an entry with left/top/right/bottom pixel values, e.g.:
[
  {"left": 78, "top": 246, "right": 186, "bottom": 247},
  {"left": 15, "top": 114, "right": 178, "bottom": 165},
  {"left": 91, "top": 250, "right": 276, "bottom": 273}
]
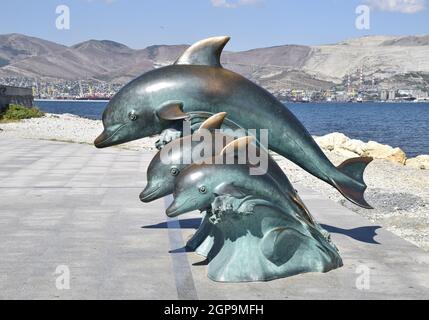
[
  {"left": 140, "top": 112, "right": 236, "bottom": 202},
  {"left": 166, "top": 158, "right": 342, "bottom": 282},
  {"left": 140, "top": 113, "right": 321, "bottom": 252},
  {"left": 94, "top": 36, "right": 373, "bottom": 209},
  {"left": 140, "top": 113, "right": 308, "bottom": 213},
  {"left": 208, "top": 197, "right": 342, "bottom": 282},
  {"left": 166, "top": 137, "right": 320, "bottom": 229}
]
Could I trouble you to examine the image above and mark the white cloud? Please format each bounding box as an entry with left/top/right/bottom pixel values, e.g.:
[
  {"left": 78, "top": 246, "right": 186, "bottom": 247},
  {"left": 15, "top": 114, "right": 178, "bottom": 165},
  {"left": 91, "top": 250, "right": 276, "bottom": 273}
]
[
  {"left": 365, "top": 0, "right": 426, "bottom": 13},
  {"left": 211, "top": 0, "right": 263, "bottom": 9}
]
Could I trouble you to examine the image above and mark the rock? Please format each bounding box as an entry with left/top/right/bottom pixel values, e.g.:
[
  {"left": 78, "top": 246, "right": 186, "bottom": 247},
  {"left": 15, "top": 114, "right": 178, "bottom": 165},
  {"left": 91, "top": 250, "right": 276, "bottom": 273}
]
[
  {"left": 362, "top": 141, "right": 407, "bottom": 165},
  {"left": 387, "top": 149, "right": 407, "bottom": 164},
  {"left": 46, "top": 113, "right": 60, "bottom": 118},
  {"left": 341, "top": 139, "right": 367, "bottom": 155},
  {"left": 332, "top": 147, "right": 360, "bottom": 158},
  {"left": 314, "top": 133, "right": 407, "bottom": 164},
  {"left": 406, "top": 155, "right": 429, "bottom": 169},
  {"left": 314, "top": 132, "right": 349, "bottom": 151}
]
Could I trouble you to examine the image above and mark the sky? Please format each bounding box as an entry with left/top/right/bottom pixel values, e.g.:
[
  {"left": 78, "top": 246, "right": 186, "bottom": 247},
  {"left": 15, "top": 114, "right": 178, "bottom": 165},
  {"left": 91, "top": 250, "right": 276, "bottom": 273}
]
[{"left": 0, "top": 0, "right": 428, "bottom": 51}]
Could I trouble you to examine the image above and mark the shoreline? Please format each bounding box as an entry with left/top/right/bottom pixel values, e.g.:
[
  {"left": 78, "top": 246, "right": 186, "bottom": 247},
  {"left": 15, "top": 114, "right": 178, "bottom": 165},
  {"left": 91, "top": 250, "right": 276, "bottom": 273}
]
[
  {"left": 0, "top": 113, "right": 428, "bottom": 251},
  {"left": 34, "top": 98, "right": 429, "bottom": 104},
  {"left": 35, "top": 99, "right": 109, "bottom": 103}
]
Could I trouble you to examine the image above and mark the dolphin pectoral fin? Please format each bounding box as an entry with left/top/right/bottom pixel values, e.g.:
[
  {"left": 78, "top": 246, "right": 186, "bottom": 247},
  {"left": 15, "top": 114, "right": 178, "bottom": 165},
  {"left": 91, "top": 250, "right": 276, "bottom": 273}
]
[
  {"left": 213, "top": 182, "right": 248, "bottom": 199},
  {"left": 174, "top": 36, "right": 230, "bottom": 68},
  {"left": 197, "top": 112, "right": 227, "bottom": 132},
  {"left": 333, "top": 157, "right": 374, "bottom": 209},
  {"left": 156, "top": 101, "right": 189, "bottom": 121}
]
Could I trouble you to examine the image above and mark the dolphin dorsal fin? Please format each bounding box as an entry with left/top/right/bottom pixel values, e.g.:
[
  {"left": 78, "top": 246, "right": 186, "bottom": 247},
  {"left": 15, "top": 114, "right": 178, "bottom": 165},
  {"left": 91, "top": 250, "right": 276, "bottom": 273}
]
[
  {"left": 220, "top": 136, "right": 254, "bottom": 156},
  {"left": 197, "top": 112, "right": 227, "bottom": 132},
  {"left": 174, "top": 36, "right": 230, "bottom": 68}
]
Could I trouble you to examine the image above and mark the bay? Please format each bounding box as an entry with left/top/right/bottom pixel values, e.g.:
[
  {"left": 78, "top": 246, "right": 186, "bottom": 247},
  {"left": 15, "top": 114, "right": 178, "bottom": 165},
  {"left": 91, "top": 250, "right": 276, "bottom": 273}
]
[{"left": 35, "top": 100, "right": 429, "bottom": 157}]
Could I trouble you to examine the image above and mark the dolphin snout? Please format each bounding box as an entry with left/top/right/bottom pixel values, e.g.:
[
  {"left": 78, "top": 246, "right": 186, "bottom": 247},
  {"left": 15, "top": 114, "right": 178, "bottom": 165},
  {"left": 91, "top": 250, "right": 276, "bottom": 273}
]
[
  {"left": 94, "top": 124, "right": 126, "bottom": 148},
  {"left": 166, "top": 198, "right": 200, "bottom": 217},
  {"left": 94, "top": 129, "right": 111, "bottom": 148},
  {"left": 139, "top": 185, "right": 161, "bottom": 203},
  {"left": 166, "top": 201, "right": 180, "bottom": 217}
]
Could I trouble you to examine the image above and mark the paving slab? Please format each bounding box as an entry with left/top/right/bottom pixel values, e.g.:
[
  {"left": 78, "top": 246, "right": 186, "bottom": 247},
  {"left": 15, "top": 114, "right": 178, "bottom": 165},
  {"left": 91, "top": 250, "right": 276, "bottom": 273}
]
[{"left": 0, "top": 137, "right": 428, "bottom": 299}]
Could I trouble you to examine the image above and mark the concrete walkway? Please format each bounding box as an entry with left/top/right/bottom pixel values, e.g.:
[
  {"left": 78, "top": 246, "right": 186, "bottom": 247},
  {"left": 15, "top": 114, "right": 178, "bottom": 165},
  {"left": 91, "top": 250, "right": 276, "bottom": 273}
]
[{"left": 0, "top": 137, "right": 428, "bottom": 299}]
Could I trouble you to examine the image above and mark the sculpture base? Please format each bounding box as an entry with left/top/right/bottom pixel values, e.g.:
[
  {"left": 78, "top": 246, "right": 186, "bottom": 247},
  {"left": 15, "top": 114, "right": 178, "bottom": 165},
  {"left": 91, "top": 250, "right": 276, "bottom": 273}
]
[{"left": 206, "top": 202, "right": 343, "bottom": 282}]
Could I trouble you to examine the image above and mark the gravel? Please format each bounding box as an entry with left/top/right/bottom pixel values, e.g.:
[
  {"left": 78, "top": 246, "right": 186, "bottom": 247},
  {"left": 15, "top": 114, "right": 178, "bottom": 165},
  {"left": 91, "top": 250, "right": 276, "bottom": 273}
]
[
  {"left": 0, "top": 113, "right": 159, "bottom": 151},
  {"left": 1, "top": 113, "right": 428, "bottom": 251},
  {"left": 274, "top": 152, "right": 429, "bottom": 251}
]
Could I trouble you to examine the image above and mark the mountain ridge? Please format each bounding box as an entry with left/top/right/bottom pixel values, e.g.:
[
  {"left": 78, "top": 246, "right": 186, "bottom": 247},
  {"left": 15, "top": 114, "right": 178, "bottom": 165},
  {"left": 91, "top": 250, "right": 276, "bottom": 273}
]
[{"left": 1, "top": 33, "right": 428, "bottom": 92}]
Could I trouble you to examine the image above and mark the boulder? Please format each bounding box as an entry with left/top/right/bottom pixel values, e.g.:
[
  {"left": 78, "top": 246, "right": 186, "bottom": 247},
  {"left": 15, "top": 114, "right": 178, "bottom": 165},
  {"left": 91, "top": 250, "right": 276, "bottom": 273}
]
[
  {"left": 332, "top": 147, "right": 360, "bottom": 158},
  {"left": 314, "top": 133, "right": 408, "bottom": 165},
  {"left": 314, "top": 132, "right": 349, "bottom": 151},
  {"left": 341, "top": 139, "right": 367, "bottom": 155},
  {"left": 362, "top": 141, "right": 407, "bottom": 165},
  {"left": 406, "top": 155, "right": 429, "bottom": 169}
]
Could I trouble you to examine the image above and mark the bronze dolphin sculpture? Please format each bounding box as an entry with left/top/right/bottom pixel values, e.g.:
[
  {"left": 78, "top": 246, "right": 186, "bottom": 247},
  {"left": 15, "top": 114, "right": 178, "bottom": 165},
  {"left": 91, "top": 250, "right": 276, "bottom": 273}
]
[
  {"left": 140, "top": 113, "right": 305, "bottom": 212},
  {"left": 166, "top": 153, "right": 342, "bottom": 282},
  {"left": 140, "top": 112, "right": 236, "bottom": 203},
  {"left": 204, "top": 197, "right": 342, "bottom": 282},
  {"left": 140, "top": 113, "right": 320, "bottom": 252},
  {"left": 94, "top": 36, "right": 373, "bottom": 209},
  {"left": 166, "top": 137, "right": 319, "bottom": 228}
]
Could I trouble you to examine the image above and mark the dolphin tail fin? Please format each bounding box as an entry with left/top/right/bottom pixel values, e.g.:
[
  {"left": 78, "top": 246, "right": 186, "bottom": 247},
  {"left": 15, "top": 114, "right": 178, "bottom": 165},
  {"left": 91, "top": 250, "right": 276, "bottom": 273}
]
[{"left": 332, "top": 157, "right": 373, "bottom": 209}]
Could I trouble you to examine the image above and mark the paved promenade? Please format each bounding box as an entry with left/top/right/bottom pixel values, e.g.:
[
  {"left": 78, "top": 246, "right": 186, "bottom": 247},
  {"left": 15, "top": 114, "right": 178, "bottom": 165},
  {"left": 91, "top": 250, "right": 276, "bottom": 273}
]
[{"left": 0, "top": 137, "right": 428, "bottom": 299}]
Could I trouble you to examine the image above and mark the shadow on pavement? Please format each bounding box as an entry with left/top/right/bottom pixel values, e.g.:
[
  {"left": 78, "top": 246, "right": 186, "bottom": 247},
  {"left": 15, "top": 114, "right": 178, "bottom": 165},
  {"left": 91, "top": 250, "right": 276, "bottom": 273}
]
[{"left": 142, "top": 219, "right": 381, "bottom": 244}]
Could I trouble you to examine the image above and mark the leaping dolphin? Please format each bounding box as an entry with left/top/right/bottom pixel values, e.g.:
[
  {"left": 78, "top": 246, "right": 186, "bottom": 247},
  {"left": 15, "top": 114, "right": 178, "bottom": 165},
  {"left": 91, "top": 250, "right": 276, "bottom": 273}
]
[
  {"left": 140, "top": 113, "right": 321, "bottom": 253},
  {"left": 94, "top": 36, "right": 373, "bottom": 209}
]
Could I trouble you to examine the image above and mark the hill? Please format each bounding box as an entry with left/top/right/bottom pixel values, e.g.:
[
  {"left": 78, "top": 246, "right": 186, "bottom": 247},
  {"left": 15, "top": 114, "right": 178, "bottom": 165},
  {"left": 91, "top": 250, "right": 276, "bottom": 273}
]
[{"left": 1, "top": 34, "right": 428, "bottom": 92}]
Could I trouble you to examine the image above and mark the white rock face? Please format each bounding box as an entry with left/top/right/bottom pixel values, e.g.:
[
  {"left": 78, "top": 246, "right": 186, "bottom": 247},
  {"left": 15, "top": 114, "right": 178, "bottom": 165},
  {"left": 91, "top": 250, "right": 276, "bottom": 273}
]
[
  {"left": 314, "top": 132, "right": 407, "bottom": 164},
  {"left": 363, "top": 141, "right": 407, "bottom": 165},
  {"left": 314, "top": 132, "right": 348, "bottom": 151},
  {"left": 304, "top": 35, "right": 429, "bottom": 83},
  {"left": 406, "top": 155, "right": 429, "bottom": 170},
  {"left": 341, "top": 139, "right": 367, "bottom": 155}
]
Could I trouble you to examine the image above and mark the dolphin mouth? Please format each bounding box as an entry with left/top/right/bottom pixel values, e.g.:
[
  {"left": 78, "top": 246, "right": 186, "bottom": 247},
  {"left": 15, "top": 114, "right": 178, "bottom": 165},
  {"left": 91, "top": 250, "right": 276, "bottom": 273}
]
[
  {"left": 139, "top": 186, "right": 161, "bottom": 203},
  {"left": 166, "top": 198, "right": 200, "bottom": 217},
  {"left": 166, "top": 201, "right": 181, "bottom": 217},
  {"left": 94, "top": 124, "right": 127, "bottom": 148}
]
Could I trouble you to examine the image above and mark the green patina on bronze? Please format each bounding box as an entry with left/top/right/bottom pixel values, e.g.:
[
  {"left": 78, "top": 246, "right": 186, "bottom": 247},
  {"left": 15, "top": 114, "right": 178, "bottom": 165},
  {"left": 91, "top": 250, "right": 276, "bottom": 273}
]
[
  {"left": 140, "top": 113, "right": 321, "bottom": 256},
  {"left": 168, "top": 160, "right": 342, "bottom": 282},
  {"left": 94, "top": 36, "right": 373, "bottom": 209}
]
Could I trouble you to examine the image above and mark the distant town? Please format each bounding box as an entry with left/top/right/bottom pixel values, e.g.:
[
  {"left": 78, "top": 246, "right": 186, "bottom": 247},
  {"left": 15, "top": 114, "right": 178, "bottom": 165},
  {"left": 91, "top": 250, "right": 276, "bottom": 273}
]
[
  {"left": 1, "top": 73, "right": 428, "bottom": 103},
  {"left": 275, "top": 67, "right": 429, "bottom": 103}
]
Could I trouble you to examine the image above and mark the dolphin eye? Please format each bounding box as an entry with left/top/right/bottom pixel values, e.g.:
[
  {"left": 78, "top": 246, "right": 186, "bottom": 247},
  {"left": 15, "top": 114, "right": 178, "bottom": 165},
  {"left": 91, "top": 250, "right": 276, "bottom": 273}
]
[
  {"left": 199, "top": 186, "right": 207, "bottom": 194},
  {"left": 128, "top": 110, "right": 138, "bottom": 121},
  {"left": 170, "top": 167, "right": 179, "bottom": 176}
]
